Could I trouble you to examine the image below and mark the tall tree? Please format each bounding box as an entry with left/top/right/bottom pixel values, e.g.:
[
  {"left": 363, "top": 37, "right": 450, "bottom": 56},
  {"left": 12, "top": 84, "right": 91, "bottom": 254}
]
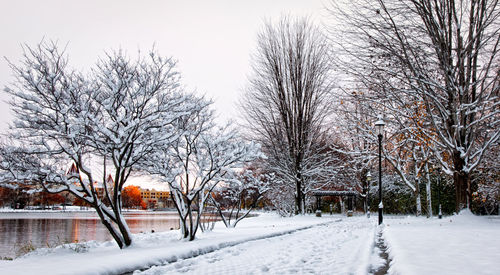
[
  {"left": 330, "top": 0, "right": 500, "bottom": 212},
  {"left": 241, "top": 17, "right": 334, "bottom": 214}
]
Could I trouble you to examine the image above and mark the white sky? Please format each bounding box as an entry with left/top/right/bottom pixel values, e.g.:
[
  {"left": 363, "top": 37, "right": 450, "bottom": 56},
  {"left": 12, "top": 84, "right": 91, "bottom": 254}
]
[
  {"left": 0, "top": 0, "right": 329, "bottom": 131},
  {"left": 0, "top": 0, "right": 330, "bottom": 190}
]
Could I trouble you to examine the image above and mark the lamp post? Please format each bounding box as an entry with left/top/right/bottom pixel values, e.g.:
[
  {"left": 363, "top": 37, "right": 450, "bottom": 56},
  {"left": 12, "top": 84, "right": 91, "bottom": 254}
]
[
  {"left": 366, "top": 171, "right": 371, "bottom": 218},
  {"left": 436, "top": 165, "right": 442, "bottom": 219},
  {"left": 375, "top": 115, "right": 385, "bottom": 225}
]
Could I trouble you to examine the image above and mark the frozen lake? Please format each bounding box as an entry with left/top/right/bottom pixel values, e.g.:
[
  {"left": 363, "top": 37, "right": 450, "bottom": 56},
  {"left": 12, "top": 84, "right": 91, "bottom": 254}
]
[{"left": 0, "top": 211, "right": 181, "bottom": 258}]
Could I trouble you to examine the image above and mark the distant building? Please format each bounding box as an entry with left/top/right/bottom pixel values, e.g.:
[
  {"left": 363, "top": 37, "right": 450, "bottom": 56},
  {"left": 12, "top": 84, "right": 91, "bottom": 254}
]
[
  {"left": 140, "top": 188, "right": 175, "bottom": 209},
  {"left": 69, "top": 163, "right": 177, "bottom": 209},
  {"left": 67, "top": 163, "right": 113, "bottom": 203}
]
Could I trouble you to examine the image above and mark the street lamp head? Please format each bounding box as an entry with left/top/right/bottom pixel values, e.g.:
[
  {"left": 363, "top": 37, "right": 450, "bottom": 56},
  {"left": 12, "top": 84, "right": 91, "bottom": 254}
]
[
  {"left": 375, "top": 115, "right": 385, "bottom": 136},
  {"left": 366, "top": 171, "right": 372, "bottom": 182}
]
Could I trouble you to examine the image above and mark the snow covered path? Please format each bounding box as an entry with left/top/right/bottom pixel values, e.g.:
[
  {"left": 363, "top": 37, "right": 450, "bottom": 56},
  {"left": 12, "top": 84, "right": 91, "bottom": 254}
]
[{"left": 136, "top": 217, "right": 377, "bottom": 275}]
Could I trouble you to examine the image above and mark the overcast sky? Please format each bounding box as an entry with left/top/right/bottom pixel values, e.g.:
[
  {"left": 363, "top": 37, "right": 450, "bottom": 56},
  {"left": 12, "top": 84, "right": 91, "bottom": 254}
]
[{"left": 0, "top": 0, "right": 329, "bottom": 132}]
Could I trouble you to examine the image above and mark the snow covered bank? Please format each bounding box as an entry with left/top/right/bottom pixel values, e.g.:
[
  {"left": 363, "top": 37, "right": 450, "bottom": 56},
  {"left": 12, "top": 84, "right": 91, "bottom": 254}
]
[
  {"left": 0, "top": 213, "right": 342, "bottom": 275},
  {"left": 383, "top": 211, "right": 500, "bottom": 275}
]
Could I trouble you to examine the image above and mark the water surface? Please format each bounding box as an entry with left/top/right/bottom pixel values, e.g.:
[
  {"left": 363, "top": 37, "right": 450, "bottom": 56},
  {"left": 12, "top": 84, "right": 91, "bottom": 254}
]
[{"left": 0, "top": 211, "right": 180, "bottom": 259}]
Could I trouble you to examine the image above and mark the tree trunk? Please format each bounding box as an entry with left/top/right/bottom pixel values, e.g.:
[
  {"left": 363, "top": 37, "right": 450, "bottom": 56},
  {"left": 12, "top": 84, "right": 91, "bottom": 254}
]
[
  {"left": 181, "top": 215, "right": 189, "bottom": 239},
  {"left": 453, "top": 152, "right": 471, "bottom": 212},
  {"left": 115, "top": 213, "right": 132, "bottom": 246},
  {"left": 295, "top": 173, "right": 304, "bottom": 215},
  {"left": 426, "top": 180, "right": 432, "bottom": 218},
  {"left": 415, "top": 178, "right": 421, "bottom": 217},
  {"left": 94, "top": 205, "right": 124, "bottom": 249},
  {"left": 113, "top": 195, "right": 132, "bottom": 247},
  {"left": 187, "top": 202, "right": 193, "bottom": 239},
  {"left": 424, "top": 164, "right": 433, "bottom": 218},
  {"left": 454, "top": 170, "right": 470, "bottom": 213}
]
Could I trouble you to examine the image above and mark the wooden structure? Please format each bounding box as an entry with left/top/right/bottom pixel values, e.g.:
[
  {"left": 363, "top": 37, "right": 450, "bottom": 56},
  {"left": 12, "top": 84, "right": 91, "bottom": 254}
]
[{"left": 312, "top": 190, "right": 358, "bottom": 217}]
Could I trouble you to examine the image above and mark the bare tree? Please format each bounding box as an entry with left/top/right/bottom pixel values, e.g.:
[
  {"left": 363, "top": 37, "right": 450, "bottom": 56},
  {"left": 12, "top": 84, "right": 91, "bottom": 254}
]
[
  {"left": 329, "top": 0, "right": 500, "bottom": 212},
  {"left": 1, "top": 42, "right": 188, "bottom": 248},
  {"left": 143, "top": 96, "right": 261, "bottom": 240},
  {"left": 332, "top": 94, "right": 380, "bottom": 214},
  {"left": 241, "top": 17, "right": 334, "bottom": 214}
]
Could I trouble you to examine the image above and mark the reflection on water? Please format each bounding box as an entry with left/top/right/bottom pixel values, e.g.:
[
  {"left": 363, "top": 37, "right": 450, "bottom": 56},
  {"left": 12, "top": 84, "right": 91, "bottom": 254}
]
[{"left": 0, "top": 212, "right": 180, "bottom": 259}]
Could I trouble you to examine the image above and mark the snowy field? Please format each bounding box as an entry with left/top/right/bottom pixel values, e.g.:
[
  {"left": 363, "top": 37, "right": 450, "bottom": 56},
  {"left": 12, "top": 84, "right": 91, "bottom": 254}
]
[
  {"left": 0, "top": 211, "right": 499, "bottom": 274},
  {"left": 383, "top": 210, "right": 500, "bottom": 275}
]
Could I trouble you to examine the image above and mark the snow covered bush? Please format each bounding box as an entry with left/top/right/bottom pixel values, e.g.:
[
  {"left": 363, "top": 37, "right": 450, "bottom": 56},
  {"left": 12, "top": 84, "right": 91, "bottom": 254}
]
[
  {"left": 211, "top": 168, "right": 271, "bottom": 228},
  {"left": 264, "top": 179, "right": 296, "bottom": 217},
  {"left": 472, "top": 182, "right": 500, "bottom": 215}
]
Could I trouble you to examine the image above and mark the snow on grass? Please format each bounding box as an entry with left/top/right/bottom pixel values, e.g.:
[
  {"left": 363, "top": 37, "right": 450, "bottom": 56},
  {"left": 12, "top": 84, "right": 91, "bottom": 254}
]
[{"left": 383, "top": 210, "right": 500, "bottom": 275}]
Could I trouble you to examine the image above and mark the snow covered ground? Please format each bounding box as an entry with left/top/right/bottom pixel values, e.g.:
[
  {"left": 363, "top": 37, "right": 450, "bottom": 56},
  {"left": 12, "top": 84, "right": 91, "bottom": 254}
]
[
  {"left": 383, "top": 210, "right": 500, "bottom": 275},
  {"left": 1, "top": 211, "right": 498, "bottom": 275},
  {"left": 137, "top": 217, "right": 376, "bottom": 275},
  {"left": 1, "top": 213, "right": 370, "bottom": 275}
]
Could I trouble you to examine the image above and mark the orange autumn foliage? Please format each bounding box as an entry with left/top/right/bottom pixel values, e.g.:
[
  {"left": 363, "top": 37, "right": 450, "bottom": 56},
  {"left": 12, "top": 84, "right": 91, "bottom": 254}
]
[{"left": 122, "top": 185, "right": 146, "bottom": 209}]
